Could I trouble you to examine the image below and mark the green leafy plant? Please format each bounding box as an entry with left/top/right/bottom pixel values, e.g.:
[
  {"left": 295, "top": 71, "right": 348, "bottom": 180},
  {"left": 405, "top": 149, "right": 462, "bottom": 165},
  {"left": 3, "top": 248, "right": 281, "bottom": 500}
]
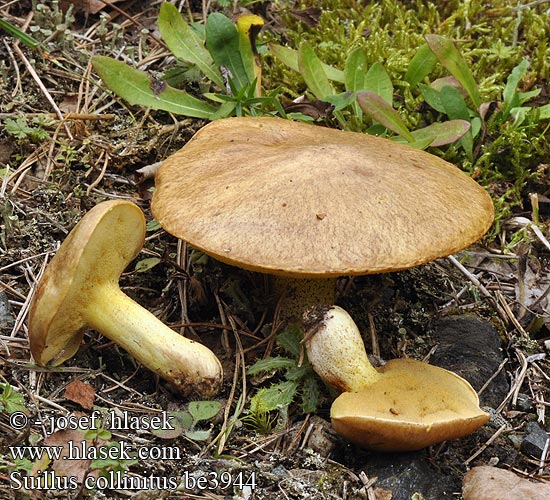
[
  {"left": 271, "top": 39, "right": 472, "bottom": 149},
  {"left": 4, "top": 116, "right": 50, "bottom": 142},
  {"left": 495, "top": 58, "right": 550, "bottom": 127},
  {"left": 0, "top": 383, "right": 27, "bottom": 414},
  {"left": 92, "top": 3, "right": 271, "bottom": 120},
  {"left": 272, "top": 31, "right": 549, "bottom": 156},
  {"left": 151, "top": 401, "right": 221, "bottom": 441},
  {"left": 85, "top": 427, "right": 138, "bottom": 476},
  {"left": 245, "top": 324, "right": 322, "bottom": 429}
]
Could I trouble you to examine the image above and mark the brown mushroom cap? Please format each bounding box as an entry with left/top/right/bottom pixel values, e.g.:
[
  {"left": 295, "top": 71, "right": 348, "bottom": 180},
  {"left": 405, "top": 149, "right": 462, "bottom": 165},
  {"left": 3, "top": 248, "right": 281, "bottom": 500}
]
[
  {"left": 152, "top": 117, "right": 494, "bottom": 278},
  {"left": 330, "top": 358, "right": 490, "bottom": 452}
]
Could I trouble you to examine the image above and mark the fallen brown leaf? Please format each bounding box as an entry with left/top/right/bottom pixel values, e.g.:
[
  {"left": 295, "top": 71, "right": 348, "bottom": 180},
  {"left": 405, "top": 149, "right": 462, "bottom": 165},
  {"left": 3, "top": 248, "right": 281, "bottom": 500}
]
[
  {"left": 463, "top": 466, "right": 550, "bottom": 500},
  {"left": 64, "top": 379, "right": 95, "bottom": 409}
]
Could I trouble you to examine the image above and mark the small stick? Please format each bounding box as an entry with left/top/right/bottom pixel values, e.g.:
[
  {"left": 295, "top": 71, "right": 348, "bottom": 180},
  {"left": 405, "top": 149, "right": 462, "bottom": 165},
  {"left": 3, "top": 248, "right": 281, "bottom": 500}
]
[
  {"left": 367, "top": 312, "right": 380, "bottom": 359},
  {"left": 497, "top": 349, "right": 529, "bottom": 412},
  {"left": 478, "top": 358, "right": 508, "bottom": 397},
  {"left": 464, "top": 423, "right": 508, "bottom": 465}
]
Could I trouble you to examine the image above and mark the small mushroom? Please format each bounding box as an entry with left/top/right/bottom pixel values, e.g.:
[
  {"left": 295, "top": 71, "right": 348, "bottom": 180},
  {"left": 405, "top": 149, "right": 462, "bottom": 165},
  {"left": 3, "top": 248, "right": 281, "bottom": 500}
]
[
  {"left": 28, "top": 200, "right": 223, "bottom": 398},
  {"left": 151, "top": 117, "right": 494, "bottom": 319},
  {"left": 303, "top": 305, "right": 489, "bottom": 451}
]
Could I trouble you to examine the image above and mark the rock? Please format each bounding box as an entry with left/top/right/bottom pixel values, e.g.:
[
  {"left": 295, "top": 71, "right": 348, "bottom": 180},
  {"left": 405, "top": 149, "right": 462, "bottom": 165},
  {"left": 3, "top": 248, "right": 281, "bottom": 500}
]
[
  {"left": 362, "top": 451, "right": 460, "bottom": 500},
  {"left": 0, "top": 291, "right": 15, "bottom": 332},
  {"left": 515, "top": 393, "right": 535, "bottom": 412},
  {"left": 430, "top": 316, "right": 509, "bottom": 407},
  {"left": 302, "top": 415, "right": 339, "bottom": 456},
  {"left": 462, "top": 465, "right": 550, "bottom": 500},
  {"left": 521, "top": 422, "right": 550, "bottom": 458}
]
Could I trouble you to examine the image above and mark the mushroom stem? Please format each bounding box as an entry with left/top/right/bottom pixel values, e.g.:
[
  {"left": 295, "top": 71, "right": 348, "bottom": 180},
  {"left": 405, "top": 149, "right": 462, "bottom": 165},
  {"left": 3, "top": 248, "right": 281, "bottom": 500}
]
[
  {"left": 28, "top": 200, "right": 223, "bottom": 399},
  {"left": 272, "top": 276, "right": 336, "bottom": 321},
  {"left": 303, "top": 305, "right": 381, "bottom": 392},
  {"left": 85, "top": 284, "right": 223, "bottom": 398}
]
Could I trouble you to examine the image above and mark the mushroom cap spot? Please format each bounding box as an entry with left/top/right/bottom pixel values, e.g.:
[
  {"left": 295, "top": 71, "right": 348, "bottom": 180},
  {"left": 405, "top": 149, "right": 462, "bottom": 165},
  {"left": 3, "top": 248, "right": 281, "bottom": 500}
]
[
  {"left": 330, "top": 358, "right": 490, "bottom": 452},
  {"left": 28, "top": 200, "right": 146, "bottom": 366},
  {"left": 152, "top": 117, "right": 494, "bottom": 278}
]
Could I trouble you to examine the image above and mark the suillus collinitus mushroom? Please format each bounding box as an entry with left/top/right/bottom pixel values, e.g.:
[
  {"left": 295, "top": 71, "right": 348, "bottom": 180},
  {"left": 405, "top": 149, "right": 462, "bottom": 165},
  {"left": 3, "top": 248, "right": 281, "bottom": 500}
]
[
  {"left": 303, "top": 305, "right": 489, "bottom": 451},
  {"left": 28, "top": 200, "right": 223, "bottom": 398},
  {"left": 151, "top": 116, "right": 494, "bottom": 320}
]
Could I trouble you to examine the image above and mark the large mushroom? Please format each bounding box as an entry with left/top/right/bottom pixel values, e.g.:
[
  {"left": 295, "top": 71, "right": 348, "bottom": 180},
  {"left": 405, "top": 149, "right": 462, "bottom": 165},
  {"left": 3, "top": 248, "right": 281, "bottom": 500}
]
[
  {"left": 151, "top": 116, "right": 494, "bottom": 318},
  {"left": 28, "top": 200, "right": 223, "bottom": 398},
  {"left": 150, "top": 116, "right": 494, "bottom": 448}
]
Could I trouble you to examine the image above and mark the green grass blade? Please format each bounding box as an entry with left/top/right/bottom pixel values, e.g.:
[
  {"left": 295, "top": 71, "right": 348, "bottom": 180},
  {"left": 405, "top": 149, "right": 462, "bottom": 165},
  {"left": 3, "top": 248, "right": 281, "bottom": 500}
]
[
  {"left": 501, "top": 59, "right": 529, "bottom": 118},
  {"left": 0, "top": 18, "right": 42, "bottom": 50},
  {"left": 425, "top": 34, "right": 481, "bottom": 109},
  {"left": 158, "top": 3, "right": 223, "bottom": 87},
  {"left": 298, "top": 42, "right": 333, "bottom": 99},
  {"left": 344, "top": 47, "right": 368, "bottom": 119},
  {"left": 439, "top": 85, "right": 474, "bottom": 159},
  {"left": 357, "top": 91, "right": 414, "bottom": 141},
  {"left": 92, "top": 56, "right": 217, "bottom": 119}
]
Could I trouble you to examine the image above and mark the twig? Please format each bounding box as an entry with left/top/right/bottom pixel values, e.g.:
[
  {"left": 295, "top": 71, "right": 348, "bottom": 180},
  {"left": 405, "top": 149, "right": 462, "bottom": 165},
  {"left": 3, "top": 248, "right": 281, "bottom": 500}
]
[
  {"left": 540, "top": 437, "right": 550, "bottom": 476},
  {"left": 0, "top": 112, "right": 115, "bottom": 121},
  {"left": 496, "top": 290, "right": 530, "bottom": 339},
  {"left": 447, "top": 254, "right": 493, "bottom": 299},
  {"left": 86, "top": 149, "right": 110, "bottom": 195},
  {"left": 514, "top": 0, "right": 550, "bottom": 10},
  {"left": 497, "top": 349, "right": 529, "bottom": 412},
  {"left": 368, "top": 312, "right": 380, "bottom": 359},
  {"left": 478, "top": 358, "right": 508, "bottom": 397},
  {"left": 0, "top": 249, "right": 55, "bottom": 273},
  {"left": 447, "top": 254, "right": 508, "bottom": 320},
  {"left": 464, "top": 423, "right": 508, "bottom": 465},
  {"left": 209, "top": 315, "right": 247, "bottom": 455},
  {"left": 10, "top": 256, "right": 49, "bottom": 338}
]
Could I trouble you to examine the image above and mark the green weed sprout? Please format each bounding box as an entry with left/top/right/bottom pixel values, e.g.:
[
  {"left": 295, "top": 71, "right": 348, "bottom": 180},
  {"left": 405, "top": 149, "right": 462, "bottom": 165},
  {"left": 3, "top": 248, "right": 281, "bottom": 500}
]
[
  {"left": 272, "top": 32, "right": 550, "bottom": 154},
  {"left": 0, "top": 383, "right": 27, "bottom": 414},
  {"left": 92, "top": 4, "right": 274, "bottom": 120},
  {"left": 151, "top": 401, "right": 221, "bottom": 442},
  {"left": 4, "top": 116, "right": 50, "bottom": 143},
  {"left": 246, "top": 324, "right": 322, "bottom": 429}
]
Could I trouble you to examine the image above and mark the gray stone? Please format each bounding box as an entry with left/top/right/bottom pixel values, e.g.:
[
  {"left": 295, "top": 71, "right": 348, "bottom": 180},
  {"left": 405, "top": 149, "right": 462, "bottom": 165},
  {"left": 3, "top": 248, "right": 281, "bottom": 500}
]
[
  {"left": 430, "top": 315, "right": 509, "bottom": 408},
  {"left": 515, "top": 393, "right": 535, "bottom": 412},
  {"left": 520, "top": 422, "right": 550, "bottom": 458},
  {"left": 0, "top": 291, "right": 15, "bottom": 332},
  {"left": 362, "top": 452, "right": 459, "bottom": 500}
]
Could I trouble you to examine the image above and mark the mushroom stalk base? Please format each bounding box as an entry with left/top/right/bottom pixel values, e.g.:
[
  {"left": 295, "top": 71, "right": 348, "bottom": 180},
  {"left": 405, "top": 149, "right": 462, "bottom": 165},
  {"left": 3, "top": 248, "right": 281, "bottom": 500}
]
[
  {"left": 303, "top": 305, "right": 381, "bottom": 391},
  {"left": 85, "top": 284, "right": 223, "bottom": 398},
  {"left": 272, "top": 276, "right": 337, "bottom": 322}
]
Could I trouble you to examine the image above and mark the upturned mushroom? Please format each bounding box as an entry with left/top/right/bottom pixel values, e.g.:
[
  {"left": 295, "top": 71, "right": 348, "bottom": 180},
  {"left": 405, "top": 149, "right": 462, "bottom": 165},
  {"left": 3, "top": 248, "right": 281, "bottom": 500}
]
[
  {"left": 28, "top": 200, "right": 223, "bottom": 398},
  {"left": 303, "top": 305, "right": 489, "bottom": 451},
  {"left": 151, "top": 116, "right": 494, "bottom": 319}
]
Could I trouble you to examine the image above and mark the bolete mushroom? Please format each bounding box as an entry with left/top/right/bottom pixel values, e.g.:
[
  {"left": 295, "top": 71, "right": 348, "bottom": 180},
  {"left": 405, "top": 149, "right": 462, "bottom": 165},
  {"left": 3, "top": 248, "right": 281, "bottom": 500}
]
[
  {"left": 150, "top": 117, "right": 494, "bottom": 448},
  {"left": 28, "top": 200, "right": 223, "bottom": 398},
  {"left": 151, "top": 116, "right": 494, "bottom": 319},
  {"left": 303, "top": 305, "right": 489, "bottom": 451}
]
